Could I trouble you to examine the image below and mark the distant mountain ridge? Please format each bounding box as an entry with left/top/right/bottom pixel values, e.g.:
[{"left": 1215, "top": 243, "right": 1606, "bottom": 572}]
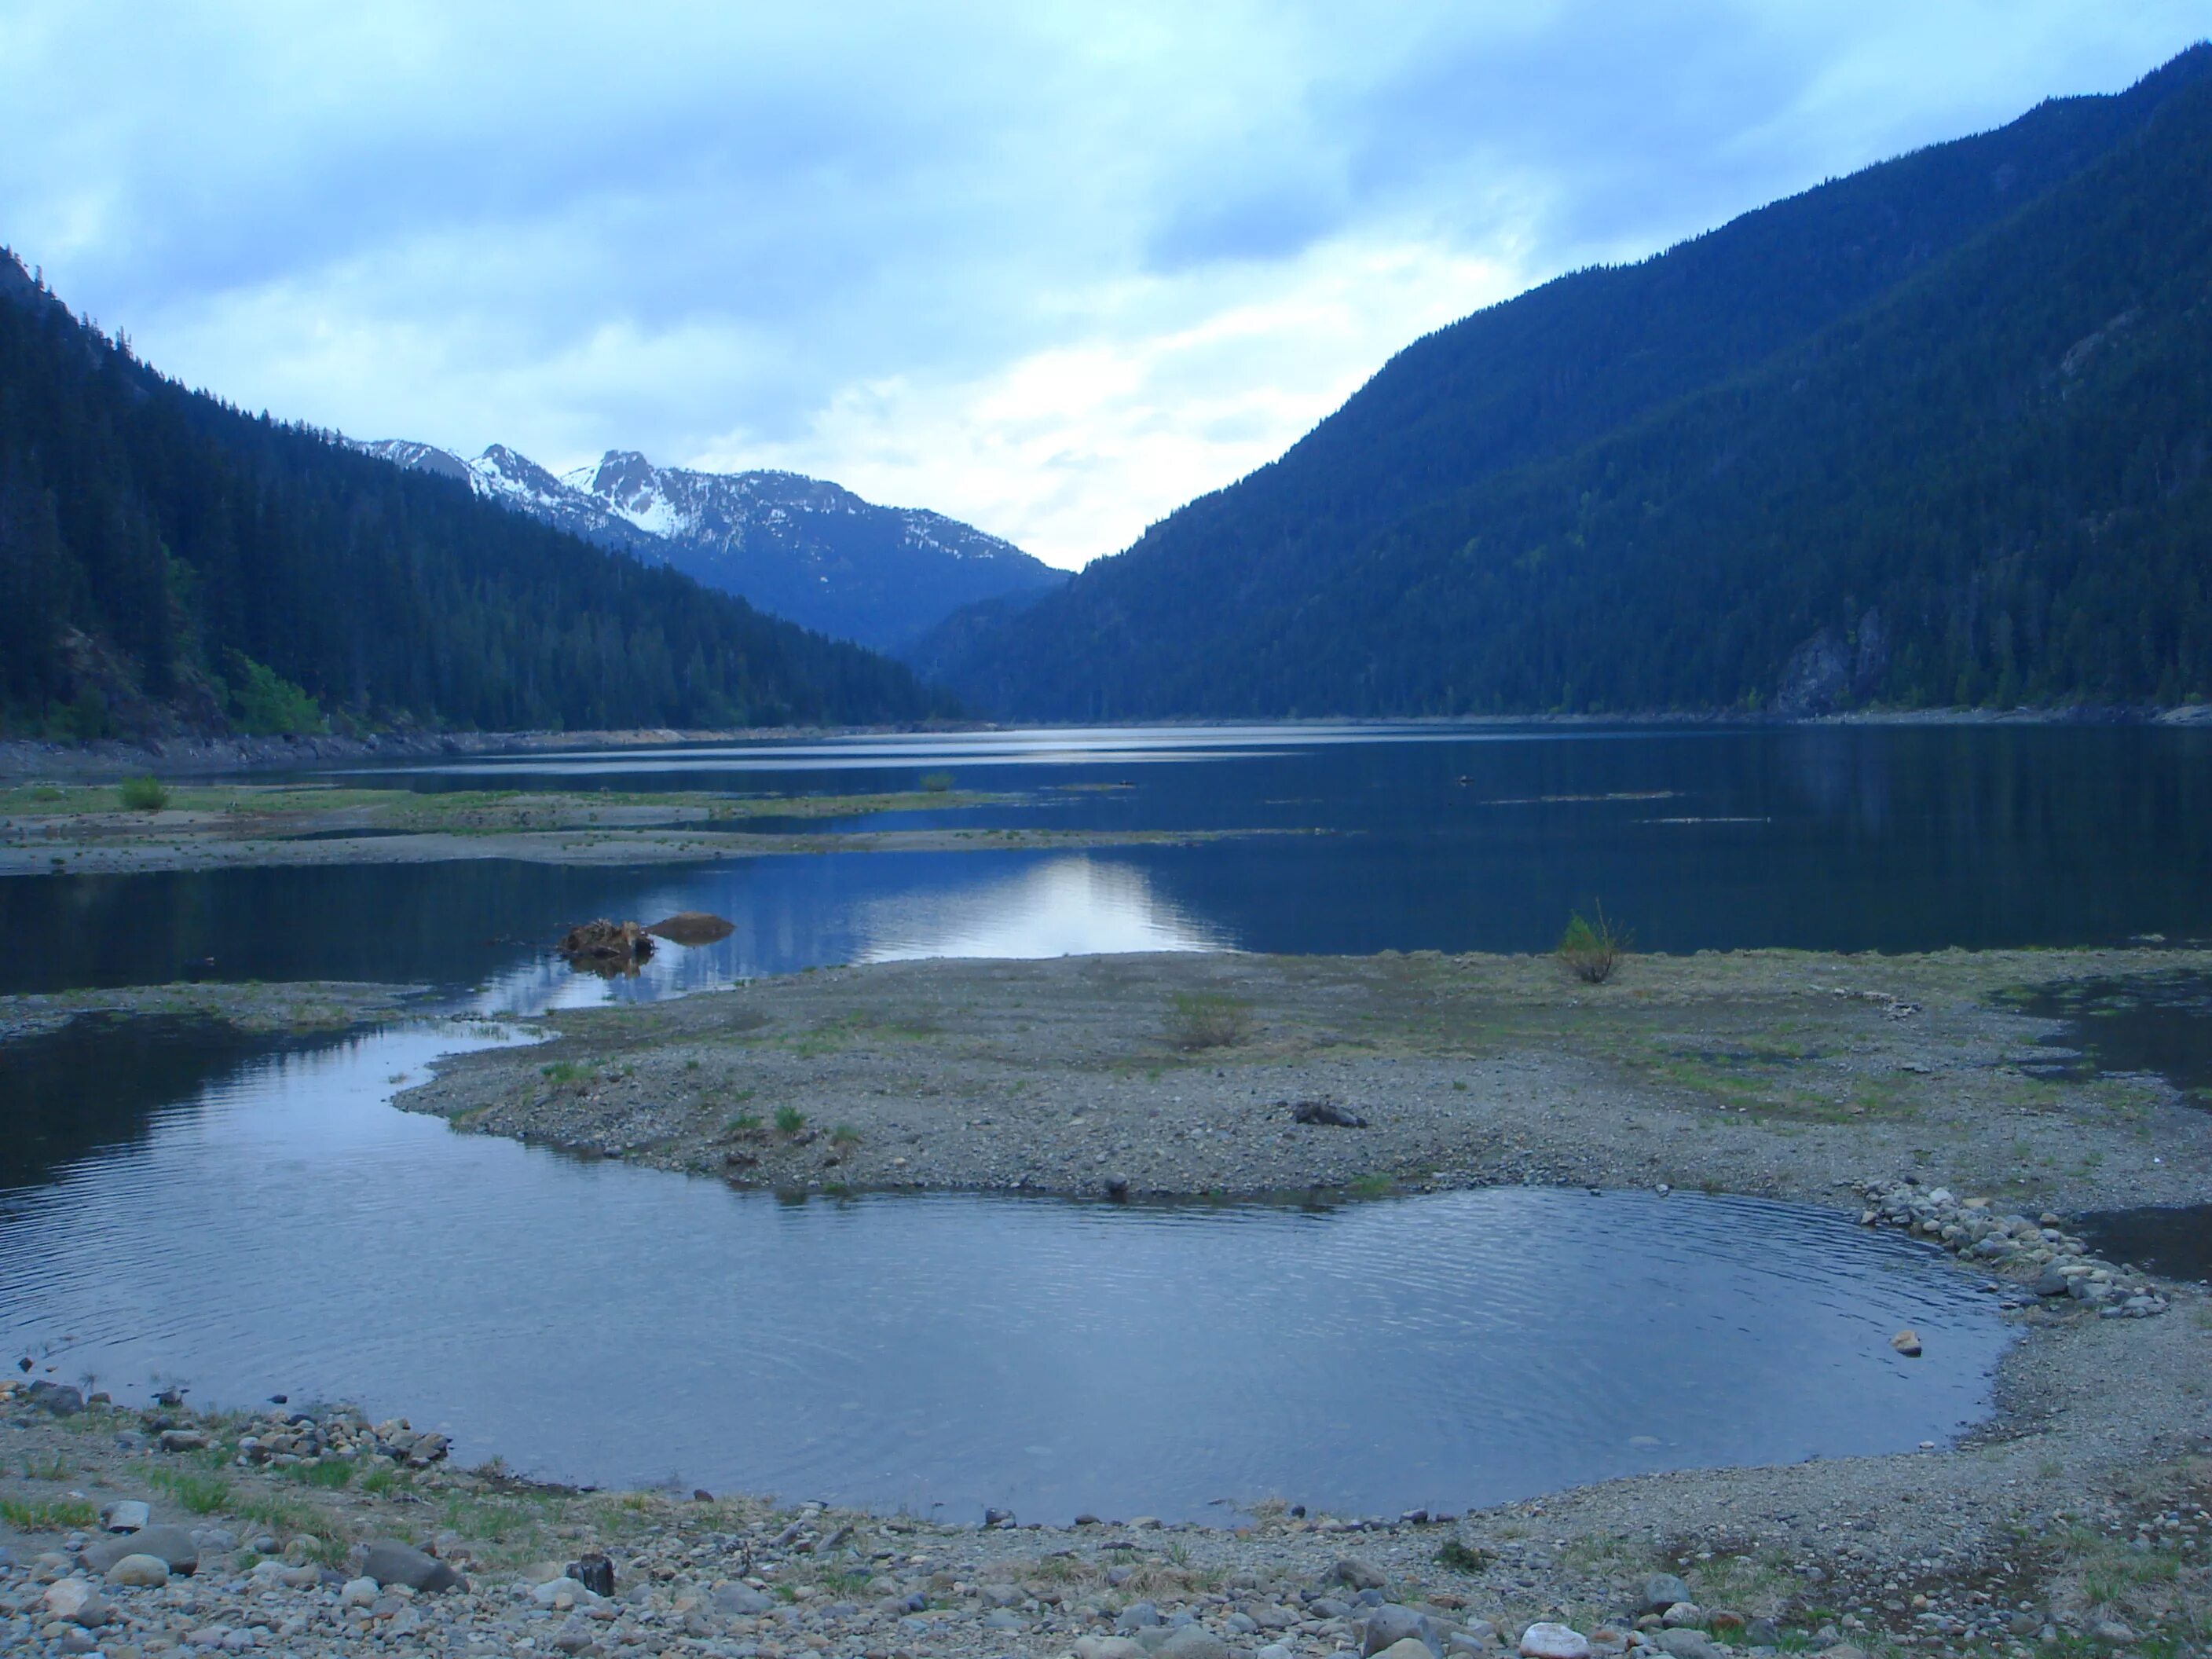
[
  {"left": 354, "top": 438, "right": 1064, "bottom": 654},
  {"left": 925, "top": 44, "right": 2212, "bottom": 718}
]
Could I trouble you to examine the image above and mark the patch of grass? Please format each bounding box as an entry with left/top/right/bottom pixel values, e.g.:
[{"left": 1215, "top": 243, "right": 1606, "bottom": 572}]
[
  {"left": 775, "top": 1105, "right": 807, "bottom": 1136},
  {"left": 0, "top": 1496, "right": 97, "bottom": 1530},
  {"left": 233, "top": 1492, "right": 316, "bottom": 1536},
  {"left": 149, "top": 1466, "right": 233, "bottom": 1514},
  {"left": 119, "top": 775, "right": 170, "bottom": 811},
  {"left": 830, "top": 1122, "right": 861, "bottom": 1148},
  {"left": 540, "top": 1060, "right": 596, "bottom": 1086},
  {"left": 357, "top": 1465, "right": 407, "bottom": 1496},
  {"left": 1558, "top": 904, "right": 1629, "bottom": 983},
  {"left": 287, "top": 1459, "right": 354, "bottom": 1489},
  {"left": 1347, "top": 1173, "right": 1394, "bottom": 1198},
  {"left": 1166, "top": 991, "right": 1255, "bottom": 1051},
  {"left": 21, "top": 1452, "right": 71, "bottom": 1480},
  {"left": 1437, "top": 1539, "right": 1495, "bottom": 1573},
  {"left": 725, "top": 1111, "right": 764, "bottom": 1136}
]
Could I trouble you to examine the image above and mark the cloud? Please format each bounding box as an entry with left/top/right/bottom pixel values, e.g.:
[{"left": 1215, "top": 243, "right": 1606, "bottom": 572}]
[{"left": 1, "top": 1, "right": 2205, "bottom": 568}]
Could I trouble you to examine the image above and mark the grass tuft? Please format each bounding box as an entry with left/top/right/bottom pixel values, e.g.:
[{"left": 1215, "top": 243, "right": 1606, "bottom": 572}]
[
  {"left": 1165, "top": 991, "right": 1255, "bottom": 1051},
  {"left": 150, "top": 1466, "right": 233, "bottom": 1514}
]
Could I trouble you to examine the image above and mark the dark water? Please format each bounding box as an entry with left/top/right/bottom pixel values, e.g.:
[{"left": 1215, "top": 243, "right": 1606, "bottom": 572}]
[
  {"left": 2020, "top": 971, "right": 2212, "bottom": 1107},
  {"left": 2072, "top": 1203, "right": 2212, "bottom": 1283},
  {"left": 0, "top": 1019, "right": 2010, "bottom": 1522},
  {"left": 5, "top": 722, "right": 2212, "bottom": 1001}
]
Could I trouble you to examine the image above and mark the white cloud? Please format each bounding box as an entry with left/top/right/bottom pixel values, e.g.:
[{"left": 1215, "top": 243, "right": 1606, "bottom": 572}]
[{"left": 2, "top": 0, "right": 2204, "bottom": 570}]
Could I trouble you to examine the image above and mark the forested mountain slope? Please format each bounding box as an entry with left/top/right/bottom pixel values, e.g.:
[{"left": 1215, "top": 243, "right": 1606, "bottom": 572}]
[
  {"left": 0, "top": 256, "right": 950, "bottom": 737},
  {"left": 931, "top": 46, "right": 2212, "bottom": 717}
]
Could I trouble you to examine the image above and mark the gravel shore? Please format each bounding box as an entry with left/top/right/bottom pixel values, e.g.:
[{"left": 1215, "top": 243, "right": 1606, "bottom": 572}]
[{"left": 401, "top": 946, "right": 2212, "bottom": 1214}]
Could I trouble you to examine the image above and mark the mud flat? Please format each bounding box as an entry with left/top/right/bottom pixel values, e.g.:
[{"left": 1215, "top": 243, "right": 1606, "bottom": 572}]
[
  {"left": 0, "top": 782, "right": 1284, "bottom": 873},
  {"left": 0, "top": 980, "right": 420, "bottom": 1045}
]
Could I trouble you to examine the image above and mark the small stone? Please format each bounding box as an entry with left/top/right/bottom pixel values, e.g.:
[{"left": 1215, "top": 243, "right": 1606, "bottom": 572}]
[
  {"left": 567, "top": 1551, "right": 615, "bottom": 1596},
  {"left": 103, "top": 1500, "right": 151, "bottom": 1533},
  {"left": 1119, "top": 1600, "right": 1165, "bottom": 1632},
  {"left": 1378, "top": 1642, "right": 1439, "bottom": 1659},
  {"left": 1890, "top": 1329, "right": 1923, "bottom": 1357},
  {"left": 1364, "top": 1605, "right": 1443, "bottom": 1658},
  {"left": 1520, "top": 1624, "right": 1591, "bottom": 1659},
  {"left": 104, "top": 1553, "right": 170, "bottom": 1588},
  {"left": 340, "top": 1576, "right": 380, "bottom": 1607},
  {"left": 1661, "top": 1603, "right": 1706, "bottom": 1628},
  {"left": 158, "top": 1428, "right": 207, "bottom": 1452},
  {"left": 2091, "top": 1621, "right": 2136, "bottom": 1645},
  {"left": 714, "top": 1583, "right": 774, "bottom": 1614},
  {"left": 1655, "top": 1631, "right": 1716, "bottom": 1659}
]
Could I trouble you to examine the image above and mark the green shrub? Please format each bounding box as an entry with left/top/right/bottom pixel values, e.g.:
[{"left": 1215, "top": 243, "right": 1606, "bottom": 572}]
[
  {"left": 830, "top": 1123, "right": 861, "bottom": 1148},
  {"left": 150, "top": 1467, "right": 232, "bottom": 1514},
  {"left": 917, "top": 771, "right": 955, "bottom": 793},
  {"left": 774, "top": 1105, "right": 807, "bottom": 1136},
  {"left": 725, "top": 1111, "right": 764, "bottom": 1136},
  {"left": 118, "top": 775, "right": 169, "bottom": 811},
  {"left": 540, "top": 1060, "right": 595, "bottom": 1085},
  {"left": 222, "top": 650, "right": 328, "bottom": 737},
  {"left": 1558, "top": 904, "right": 1629, "bottom": 983},
  {"left": 1165, "top": 991, "right": 1254, "bottom": 1051}
]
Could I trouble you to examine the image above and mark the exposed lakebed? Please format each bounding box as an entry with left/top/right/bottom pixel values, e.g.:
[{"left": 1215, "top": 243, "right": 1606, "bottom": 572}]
[{"left": 0, "top": 1014, "right": 2013, "bottom": 1523}]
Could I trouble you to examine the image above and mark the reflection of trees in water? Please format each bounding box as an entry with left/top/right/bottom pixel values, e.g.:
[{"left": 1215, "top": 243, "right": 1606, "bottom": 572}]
[{"left": 0, "top": 1016, "right": 345, "bottom": 1191}]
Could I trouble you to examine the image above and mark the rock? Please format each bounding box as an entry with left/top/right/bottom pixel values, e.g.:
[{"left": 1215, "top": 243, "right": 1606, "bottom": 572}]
[
  {"left": 566, "top": 1551, "right": 615, "bottom": 1596},
  {"left": 360, "top": 1537, "right": 463, "bottom": 1593},
  {"left": 1661, "top": 1603, "right": 1706, "bottom": 1628},
  {"left": 1378, "top": 1642, "right": 1439, "bottom": 1659},
  {"left": 1120, "top": 1601, "right": 1165, "bottom": 1631},
  {"left": 102, "top": 1500, "right": 150, "bottom": 1533},
  {"left": 645, "top": 911, "right": 735, "bottom": 946},
  {"left": 1079, "top": 1639, "right": 1148, "bottom": 1659},
  {"left": 1745, "top": 1618, "right": 1781, "bottom": 1646},
  {"left": 1364, "top": 1605, "right": 1445, "bottom": 1659},
  {"left": 43, "top": 1578, "right": 110, "bottom": 1625},
  {"left": 1824, "top": 1644, "right": 1867, "bottom": 1659},
  {"left": 25, "top": 1379, "right": 86, "bottom": 1416},
  {"left": 86, "top": 1524, "right": 198, "bottom": 1576},
  {"left": 1519, "top": 1623, "right": 1591, "bottom": 1659},
  {"left": 2092, "top": 1621, "right": 2136, "bottom": 1645},
  {"left": 158, "top": 1427, "right": 207, "bottom": 1451},
  {"left": 984, "top": 1609, "right": 1027, "bottom": 1632},
  {"left": 340, "top": 1577, "right": 379, "bottom": 1607},
  {"left": 1706, "top": 1611, "right": 1744, "bottom": 1635},
  {"left": 104, "top": 1552, "right": 170, "bottom": 1588},
  {"left": 1640, "top": 1575, "right": 1693, "bottom": 1615},
  {"left": 1159, "top": 1628, "right": 1231, "bottom": 1659},
  {"left": 533, "top": 1577, "right": 589, "bottom": 1609},
  {"left": 714, "top": 1582, "right": 774, "bottom": 1614},
  {"left": 1334, "top": 1556, "right": 1390, "bottom": 1591},
  {"left": 1890, "top": 1329, "right": 1923, "bottom": 1357},
  {"left": 1292, "top": 1099, "right": 1369, "bottom": 1128},
  {"left": 1655, "top": 1632, "right": 1716, "bottom": 1659}
]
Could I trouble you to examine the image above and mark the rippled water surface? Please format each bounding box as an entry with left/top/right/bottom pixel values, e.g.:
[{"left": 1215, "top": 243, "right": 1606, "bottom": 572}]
[{"left": 0, "top": 1019, "right": 2011, "bottom": 1522}]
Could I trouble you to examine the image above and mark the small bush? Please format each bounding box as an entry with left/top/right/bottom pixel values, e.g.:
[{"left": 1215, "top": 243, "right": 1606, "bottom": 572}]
[
  {"left": 1437, "top": 1539, "right": 1495, "bottom": 1573},
  {"left": 917, "top": 771, "right": 955, "bottom": 793},
  {"left": 830, "top": 1123, "right": 861, "bottom": 1148},
  {"left": 119, "top": 775, "right": 170, "bottom": 811},
  {"left": 1165, "top": 991, "right": 1254, "bottom": 1051},
  {"left": 540, "top": 1060, "right": 595, "bottom": 1086},
  {"left": 1558, "top": 904, "right": 1629, "bottom": 983},
  {"left": 774, "top": 1105, "right": 807, "bottom": 1137},
  {"left": 724, "top": 1111, "right": 764, "bottom": 1137}
]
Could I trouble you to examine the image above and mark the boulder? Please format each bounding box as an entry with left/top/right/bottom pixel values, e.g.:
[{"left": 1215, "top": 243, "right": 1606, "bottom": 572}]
[
  {"left": 360, "top": 1537, "right": 463, "bottom": 1593},
  {"left": 566, "top": 1552, "right": 615, "bottom": 1597},
  {"left": 86, "top": 1525, "right": 197, "bottom": 1577},
  {"left": 102, "top": 1500, "right": 150, "bottom": 1533},
  {"left": 104, "top": 1553, "right": 170, "bottom": 1588},
  {"left": 1332, "top": 1556, "right": 1390, "bottom": 1591},
  {"left": 1656, "top": 1631, "right": 1717, "bottom": 1659},
  {"left": 646, "top": 911, "right": 735, "bottom": 946},
  {"left": 1519, "top": 1624, "right": 1591, "bottom": 1659},
  {"left": 1379, "top": 1643, "right": 1440, "bottom": 1659},
  {"left": 25, "top": 1379, "right": 85, "bottom": 1416},
  {"left": 1158, "top": 1628, "right": 1230, "bottom": 1659},
  {"left": 713, "top": 1583, "right": 774, "bottom": 1615},
  {"left": 42, "top": 1578, "right": 110, "bottom": 1625},
  {"left": 1639, "top": 1576, "right": 1693, "bottom": 1615},
  {"left": 1364, "top": 1605, "right": 1445, "bottom": 1659}
]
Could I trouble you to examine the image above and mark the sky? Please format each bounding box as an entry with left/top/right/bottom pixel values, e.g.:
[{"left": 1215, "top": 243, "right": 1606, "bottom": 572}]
[{"left": 2, "top": 3, "right": 2207, "bottom": 569}]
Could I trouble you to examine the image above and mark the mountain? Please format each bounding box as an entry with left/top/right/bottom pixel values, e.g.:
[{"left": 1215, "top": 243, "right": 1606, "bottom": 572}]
[
  {"left": 355, "top": 438, "right": 1064, "bottom": 654},
  {"left": 0, "top": 255, "right": 952, "bottom": 738},
  {"left": 928, "top": 45, "right": 2212, "bottom": 718}
]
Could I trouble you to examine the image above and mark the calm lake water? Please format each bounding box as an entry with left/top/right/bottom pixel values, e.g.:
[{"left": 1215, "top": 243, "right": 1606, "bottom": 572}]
[
  {"left": 0, "top": 1018, "right": 2009, "bottom": 1522},
  {"left": 5, "top": 721, "right": 2212, "bottom": 1001},
  {"left": 6, "top": 721, "right": 2201, "bottom": 1514}
]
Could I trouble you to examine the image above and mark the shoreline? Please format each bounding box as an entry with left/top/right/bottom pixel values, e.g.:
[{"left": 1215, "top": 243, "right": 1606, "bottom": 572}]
[
  {"left": 3, "top": 947, "right": 2210, "bottom": 1654},
  {"left": 3, "top": 702, "right": 2208, "bottom": 784}
]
